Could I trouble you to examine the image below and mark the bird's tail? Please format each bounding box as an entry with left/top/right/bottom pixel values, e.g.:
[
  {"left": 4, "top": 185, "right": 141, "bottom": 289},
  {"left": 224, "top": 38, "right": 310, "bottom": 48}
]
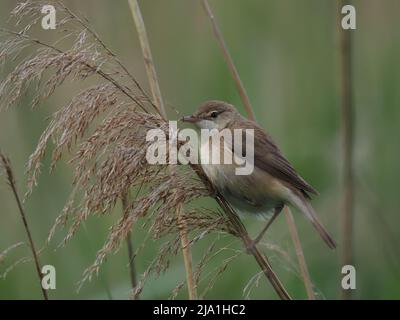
[{"left": 288, "top": 192, "right": 336, "bottom": 249}]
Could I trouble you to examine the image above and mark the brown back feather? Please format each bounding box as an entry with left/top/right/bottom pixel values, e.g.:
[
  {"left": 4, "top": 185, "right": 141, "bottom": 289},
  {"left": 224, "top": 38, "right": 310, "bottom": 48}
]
[{"left": 232, "top": 116, "right": 318, "bottom": 198}]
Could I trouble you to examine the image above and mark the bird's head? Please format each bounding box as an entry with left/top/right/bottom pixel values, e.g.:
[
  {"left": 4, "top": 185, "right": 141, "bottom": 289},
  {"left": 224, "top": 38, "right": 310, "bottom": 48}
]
[{"left": 182, "top": 100, "right": 238, "bottom": 130}]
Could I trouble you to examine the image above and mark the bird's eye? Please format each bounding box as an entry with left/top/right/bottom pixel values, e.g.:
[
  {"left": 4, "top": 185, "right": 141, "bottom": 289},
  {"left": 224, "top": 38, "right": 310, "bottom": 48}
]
[{"left": 210, "top": 111, "right": 218, "bottom": 118}]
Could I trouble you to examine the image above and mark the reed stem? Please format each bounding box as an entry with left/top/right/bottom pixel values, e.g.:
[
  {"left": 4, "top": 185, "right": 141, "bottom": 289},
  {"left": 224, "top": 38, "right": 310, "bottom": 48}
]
[
  {"left": 337, "top": 0, "right": 355, "bottom": 300},
  {"left": 284, "top": 207, "right": 315, "bottom": 299},
  {"left": 177, "top": 203, "right": 197, "bottom": 299},
  {"left": 122, "top": 193, "right": 137, "bottom": 296},
  {"left": 0, "top": 152, "right": 48, "bottom": 300},
  {"left": 128, "top": 0, "right": 166, "bottom": 118},
  {"left": 128, "top": 0, "right": 197, "bottom": 300},
  {"left": 201, "top": 0, "right": 311, "bottom": 299},
  {"left": 201, "top": 0, "right": 255, "bottom": 121}
]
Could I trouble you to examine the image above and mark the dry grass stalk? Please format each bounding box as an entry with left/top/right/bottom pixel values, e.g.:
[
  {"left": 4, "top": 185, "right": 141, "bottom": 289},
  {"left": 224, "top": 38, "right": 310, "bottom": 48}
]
[
  {"left": 1, "top": 1, "right": 291, "bottom": 299},
  {"left": 201, "top": 0, "right": 255, "bottom": 121},
  {"left": 337, "top": 0, "right": 355, "bottom": 300},
  {"left": 122, "top": 192, "right": 137, "bottom": 295},
  {"left": 128, "top": 0, "right": 197, "bottom": 299},
  {"left": 0, "top": 152, "right": 48, "bottom": 300},
  {"left": 201, "top": 0, "right": 312, "bottom": 299},
  {"left": 128, "top": 0, "right": 166, "bottom": 117},
  {"left": 177, "top": 203, "right": 197, "bottom": 299},
  {"left": 284, "top": 207, "right": 315, "bottom": 299}
]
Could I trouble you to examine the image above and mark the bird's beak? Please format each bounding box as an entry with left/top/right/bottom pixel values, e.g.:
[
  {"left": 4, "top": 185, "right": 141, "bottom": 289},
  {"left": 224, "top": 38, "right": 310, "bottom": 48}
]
[{"left": 181, "top": 115, "right": 199, "bottom": 123}]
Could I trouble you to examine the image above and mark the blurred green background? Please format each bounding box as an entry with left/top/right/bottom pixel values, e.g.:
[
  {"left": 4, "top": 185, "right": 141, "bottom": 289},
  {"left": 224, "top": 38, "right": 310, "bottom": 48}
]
[{"left": 0, "top": 0, "right": 399, "bottom": 299}]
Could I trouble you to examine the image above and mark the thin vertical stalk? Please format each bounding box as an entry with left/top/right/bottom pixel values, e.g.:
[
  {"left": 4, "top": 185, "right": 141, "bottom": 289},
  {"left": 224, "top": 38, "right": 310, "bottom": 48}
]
[
  {"left": 128, "top": 0, "right": 290, "bottom": 300},
  {"left": 201, "top": 0, "right": 255, "bottom": 121},
  {"left": 122, "top": 193, "right": 137, "bottom": 296},
  {"left": 284, "top": 207, "right": 315, "bottom": 299},
  {"left": 128, "top": 0, "right": 197, "bottom": 300},
  {"left": 128, "top": 0, "right": 166, "bottom": 117},
  {"left": 0, "top": 153, "right": 48, "bottom": 300},
  {"left": 126, "top": 232, "right": 137, "bottom": 288},
  {"left": 337, "top": 0, "right": 355, "bottom": 300},
  {"left": 201, "top": 0, "right": 312, "bottom": 299},
  {"left": 177, "top": 203, "right": 197, "bottom": 300}
]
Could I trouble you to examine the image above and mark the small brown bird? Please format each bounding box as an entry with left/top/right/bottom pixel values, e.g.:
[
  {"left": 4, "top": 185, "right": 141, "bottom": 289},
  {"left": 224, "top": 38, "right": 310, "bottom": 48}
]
[{"left": 182, "top": 100, "right": 336, "bottom": 249}]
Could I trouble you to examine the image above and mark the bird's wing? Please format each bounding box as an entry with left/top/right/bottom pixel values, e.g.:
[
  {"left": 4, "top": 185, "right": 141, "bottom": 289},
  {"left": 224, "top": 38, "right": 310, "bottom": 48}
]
[{"left": 230, "top": 121, "right": 318, "bottom": 197}]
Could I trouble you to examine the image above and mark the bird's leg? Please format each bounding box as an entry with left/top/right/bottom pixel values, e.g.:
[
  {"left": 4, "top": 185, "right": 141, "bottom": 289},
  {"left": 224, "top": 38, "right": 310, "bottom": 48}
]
[{"left": 246, "top": 206, "right": 282, "bottom": 253}]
